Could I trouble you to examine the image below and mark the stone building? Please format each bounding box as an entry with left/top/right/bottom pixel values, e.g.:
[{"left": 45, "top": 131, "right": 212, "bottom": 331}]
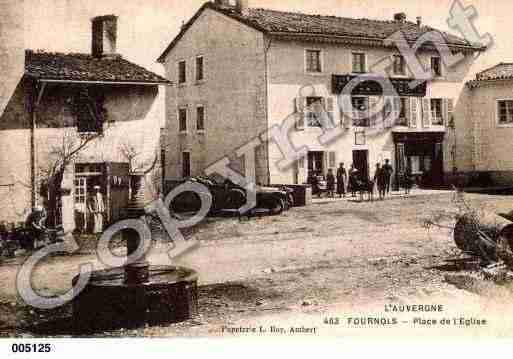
[
  {"left": 454, "top": 63, "right": 513, "bottom": 187},
  {"left": 158, "top": 0, "right": 483, "bottom": 189},
  {"left": 0, "top": 13, "right": 170, "bottom": 231}
]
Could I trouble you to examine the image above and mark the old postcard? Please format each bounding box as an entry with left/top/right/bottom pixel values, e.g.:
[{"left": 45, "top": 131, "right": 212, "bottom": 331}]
[{"left": 1, "top": 0, "right": 513, "bottom": 350}]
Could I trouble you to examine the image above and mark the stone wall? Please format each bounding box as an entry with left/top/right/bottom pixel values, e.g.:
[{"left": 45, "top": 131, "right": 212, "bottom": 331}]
[
  {"left": 0, "top": 81, "right": 163, "bottom": 225},
  {"left": 162, "top": 7, "right": 269, "bottom": 184}
]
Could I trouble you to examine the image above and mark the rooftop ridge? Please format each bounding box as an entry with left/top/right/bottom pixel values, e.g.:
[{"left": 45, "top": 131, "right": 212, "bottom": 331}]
[{"left": 247, "top": 6, "right": 420, "bottom": 26}]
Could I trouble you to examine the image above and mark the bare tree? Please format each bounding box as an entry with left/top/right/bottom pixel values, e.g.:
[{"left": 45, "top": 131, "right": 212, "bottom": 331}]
[{"left": 39, "top": 87, "right": 108, "bottom": 227}]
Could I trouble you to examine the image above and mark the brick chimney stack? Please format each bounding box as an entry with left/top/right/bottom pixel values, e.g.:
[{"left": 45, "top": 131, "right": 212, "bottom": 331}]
[
  {"left": 393, "top": 12, "right": 407, "bottom": 23},
  {"left": 91, "top": 15, "right": 118, "bottom": 58}
]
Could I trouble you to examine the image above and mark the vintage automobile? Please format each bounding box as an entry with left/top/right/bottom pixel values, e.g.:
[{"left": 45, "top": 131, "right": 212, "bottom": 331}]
[{"left": 169, "top": 176, "right": 293, "bottom": 216}]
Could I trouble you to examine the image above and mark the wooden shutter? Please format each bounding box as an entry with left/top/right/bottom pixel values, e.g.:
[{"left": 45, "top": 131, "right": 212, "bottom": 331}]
[
  {"left": 447, "top": 98, "right": 454, "bottom": 127},
  {"left": 409, "top": 97, "right": 418, "bottom": 128},
  {"left": 442, "top": 98, "right": 449, "bottom": 127},
  {"left": 368, "top": 96, "right": 379, "bottom": 128},
  {"left": 326, "top": 97, "right": 335, "bottom": 126},
  {"left": 422, "top": 98, "right": 431, "bottom": 128},
  {"left": 392, "top": 97, "right": 401, "bottom": 126},
  {"left": 328, "top": 151, "right": 336, "bottom": 169},
  {"left": 320, "top": 97, "right": 335, "bottom": 129},
  {"left": 442, "top": 98, "right": 454, "bottom": 127},
  {"left": 403, "top": 97, "right": 410, "bottom": 126},
  {"left": 340, "top": 95, "right": 351, "bottom": 129},
  {"left": 383, "top": 96, "right": 392, "bottom": 128},
  {"left": 297, "top": 156, "right": 307, "bottom": 184},
  {"left": 294, "top": 97, "right": 306, "bottom": 130}
]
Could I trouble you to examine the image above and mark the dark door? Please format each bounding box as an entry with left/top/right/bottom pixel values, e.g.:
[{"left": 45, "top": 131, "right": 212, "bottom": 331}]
[
  {"left": 308, "top": 151, "right": 324, "bottom": 177},
  {"left": 352, "top": 150, "right": 369, "bottom": 181}
]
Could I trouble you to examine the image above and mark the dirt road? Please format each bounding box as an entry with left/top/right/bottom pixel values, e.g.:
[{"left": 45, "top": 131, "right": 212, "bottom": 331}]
[{"left": 2, "top": 190, "right": 513, "bottom": 337}]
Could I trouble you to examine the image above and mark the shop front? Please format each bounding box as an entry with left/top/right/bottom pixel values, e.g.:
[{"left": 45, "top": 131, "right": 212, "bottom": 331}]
[{"left": 393, "top": 132, "right": 445, "bottom": 189}]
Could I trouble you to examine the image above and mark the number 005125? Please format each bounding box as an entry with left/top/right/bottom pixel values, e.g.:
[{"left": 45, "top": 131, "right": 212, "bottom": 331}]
[{"left": 11, "top": 343, "right": 52, "bottom": 353}]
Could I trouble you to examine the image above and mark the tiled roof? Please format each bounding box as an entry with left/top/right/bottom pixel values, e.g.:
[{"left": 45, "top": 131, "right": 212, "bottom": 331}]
[
  {"left": 475, "top": 63, "right": 513, "bottom": 81},
  {"left": 242, "top": 8, "right": 470, "bottom": 46},
  {"left": 26, "top": 50, "right": 170, "bottom": 84},
  {"left": 158, "top": 2, "right": 483, "bottom": 62}
]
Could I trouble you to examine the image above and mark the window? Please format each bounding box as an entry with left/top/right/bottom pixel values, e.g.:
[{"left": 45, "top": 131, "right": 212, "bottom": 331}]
[
  {"left": 178, "top": 108, "right": 187, "bottom": 132},
  {"left": 497, "top": 100, "right": 513, "bottom": 125},
  {"left": 182, "top": 152, "right": 191, "bottom": 178},
  {"left": 178, "top": 60, "right": 186, "bottom": 84},
  {"left": 77, "top": 112, "right": 103, "bottom": 134},
  {"left": 305, "top": 49, "right": 322, "bottom": 73},
  {"left": 351, "top": 96, "right": 369, "bottom": 127},
  {"left": 352, "top": 52, "right": 366, "bottom": 73},
  {"left": 74, "top": 177, "right": 87, "bottom": 204},
  {"left": 430, "top": 99, "right": 443, "bottom": 125},
  {"left": 393, "top": 55, "right": 406, "bottom": 75},
  {"left": 196, "top": 106, "right": 205, "bottom": 131},
  {"left": 196, "top": 56, "right": 204, "bottom": 81},
  {"left": 306, "top": 97, "right": 323, "bottom": 127},
  {"left": 431, "top": 57, "right": 442, "bottom": 77}
]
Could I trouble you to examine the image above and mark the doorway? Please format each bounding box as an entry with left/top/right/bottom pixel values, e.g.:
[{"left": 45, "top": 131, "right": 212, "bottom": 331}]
[
  {"left": 307, "top": 151, "right": 325, "bottom": 178},
  {"left": 352, "top": 150, "right": 369, "bottom": 181}
]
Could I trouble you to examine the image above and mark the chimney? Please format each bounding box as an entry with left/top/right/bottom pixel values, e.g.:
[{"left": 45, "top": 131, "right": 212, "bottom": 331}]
[
  {"left": 416, "top": 16, "right": 422, "bottom": 27},
  {"left": 214, "top": 0, "right": 246, "bottom": 13},
  {"left": 91, "top": 15, "right": 118, "bottom": 58},
  {"left": 393, "top": 12, "right": 407, "bottom": 23}
]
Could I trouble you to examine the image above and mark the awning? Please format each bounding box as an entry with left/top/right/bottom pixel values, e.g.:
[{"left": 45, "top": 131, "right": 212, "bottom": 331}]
[{"left": 332, "top": 74, "right": 427, "bottom": 97}]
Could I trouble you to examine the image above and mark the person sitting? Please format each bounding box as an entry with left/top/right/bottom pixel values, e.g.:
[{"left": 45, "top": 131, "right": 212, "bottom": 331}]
[{"left": 24, "top": 206, "right": 48, "bottom": 250}]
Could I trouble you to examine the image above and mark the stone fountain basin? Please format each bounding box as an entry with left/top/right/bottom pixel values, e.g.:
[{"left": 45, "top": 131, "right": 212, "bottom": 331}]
[{"left": 72, "top": 265, "right": 198, "bottom": 334}]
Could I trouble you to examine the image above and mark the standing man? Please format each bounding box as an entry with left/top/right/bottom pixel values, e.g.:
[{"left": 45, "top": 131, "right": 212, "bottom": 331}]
[
  {"left": 374, "top": 163, "right": 386, "bottom": 200},
  {"left": 89, "top": 186, "right": 105, "bottom": 234},
  {"left": 383, "top": 159, "right": 394, "bottom": 196},
  {"left": 336, "top": 163, "right": 347, "bottom": 198}
]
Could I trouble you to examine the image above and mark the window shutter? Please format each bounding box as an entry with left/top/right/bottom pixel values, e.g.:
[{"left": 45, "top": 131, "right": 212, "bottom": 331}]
[
  {"left": 294, "top": 97, "right": 306, "bottom": 130},
  {"left": 340, "top": 95, "right": 351, "bottom": 129},
  {"left": 409, "top": 98, "right": 418, "bottom": 128},
  {"left": 392, "top": 97, "right": 401, "bottom": 126},
  {"left": 447, "top": 98, "right": 454, "bottom": 127},
  {"left": 326, "top": 97, "right": 335, "bottom": 126},
  {"left": 422, "top": 98, "right": 431, "bottom": 128},
  {"left": 442, "top": 98, "right": 449, "bottom": 127},
  {"left": 328, "top": 151, "right": 336, "bottom": 168},
  {"left": 403, "top": 97, "right": 410, "bottom": 126},
  {"left": 368, "top": 96, "right": 379, "bottom": 127},
  {"left": 298, "top": 157, "right": 305, "bottom": 169},
  {"left": 383, "top": 97, "right": 393, "bottom": 128},
  {"left": 319, "top": 97, "right": 335, "bottom": 129}
]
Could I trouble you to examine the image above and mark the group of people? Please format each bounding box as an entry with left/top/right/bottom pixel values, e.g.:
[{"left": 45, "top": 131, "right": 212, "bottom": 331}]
[{"left": 323, "top": 159, "right": 394, "bottom": 200}]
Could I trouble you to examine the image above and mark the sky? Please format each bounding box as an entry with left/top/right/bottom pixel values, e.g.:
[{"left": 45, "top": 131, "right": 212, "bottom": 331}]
[{"left": 22, "top": 0, "right": 511, "bottom": 77}]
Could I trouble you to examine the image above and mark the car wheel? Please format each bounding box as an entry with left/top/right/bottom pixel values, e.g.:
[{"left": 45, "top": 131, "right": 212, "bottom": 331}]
[
  {"left": 265, "top": 197, "right": 285, "bottom": 216},
  {"left": 226, "top": 188, "right": 246, "bottom": 209}
]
